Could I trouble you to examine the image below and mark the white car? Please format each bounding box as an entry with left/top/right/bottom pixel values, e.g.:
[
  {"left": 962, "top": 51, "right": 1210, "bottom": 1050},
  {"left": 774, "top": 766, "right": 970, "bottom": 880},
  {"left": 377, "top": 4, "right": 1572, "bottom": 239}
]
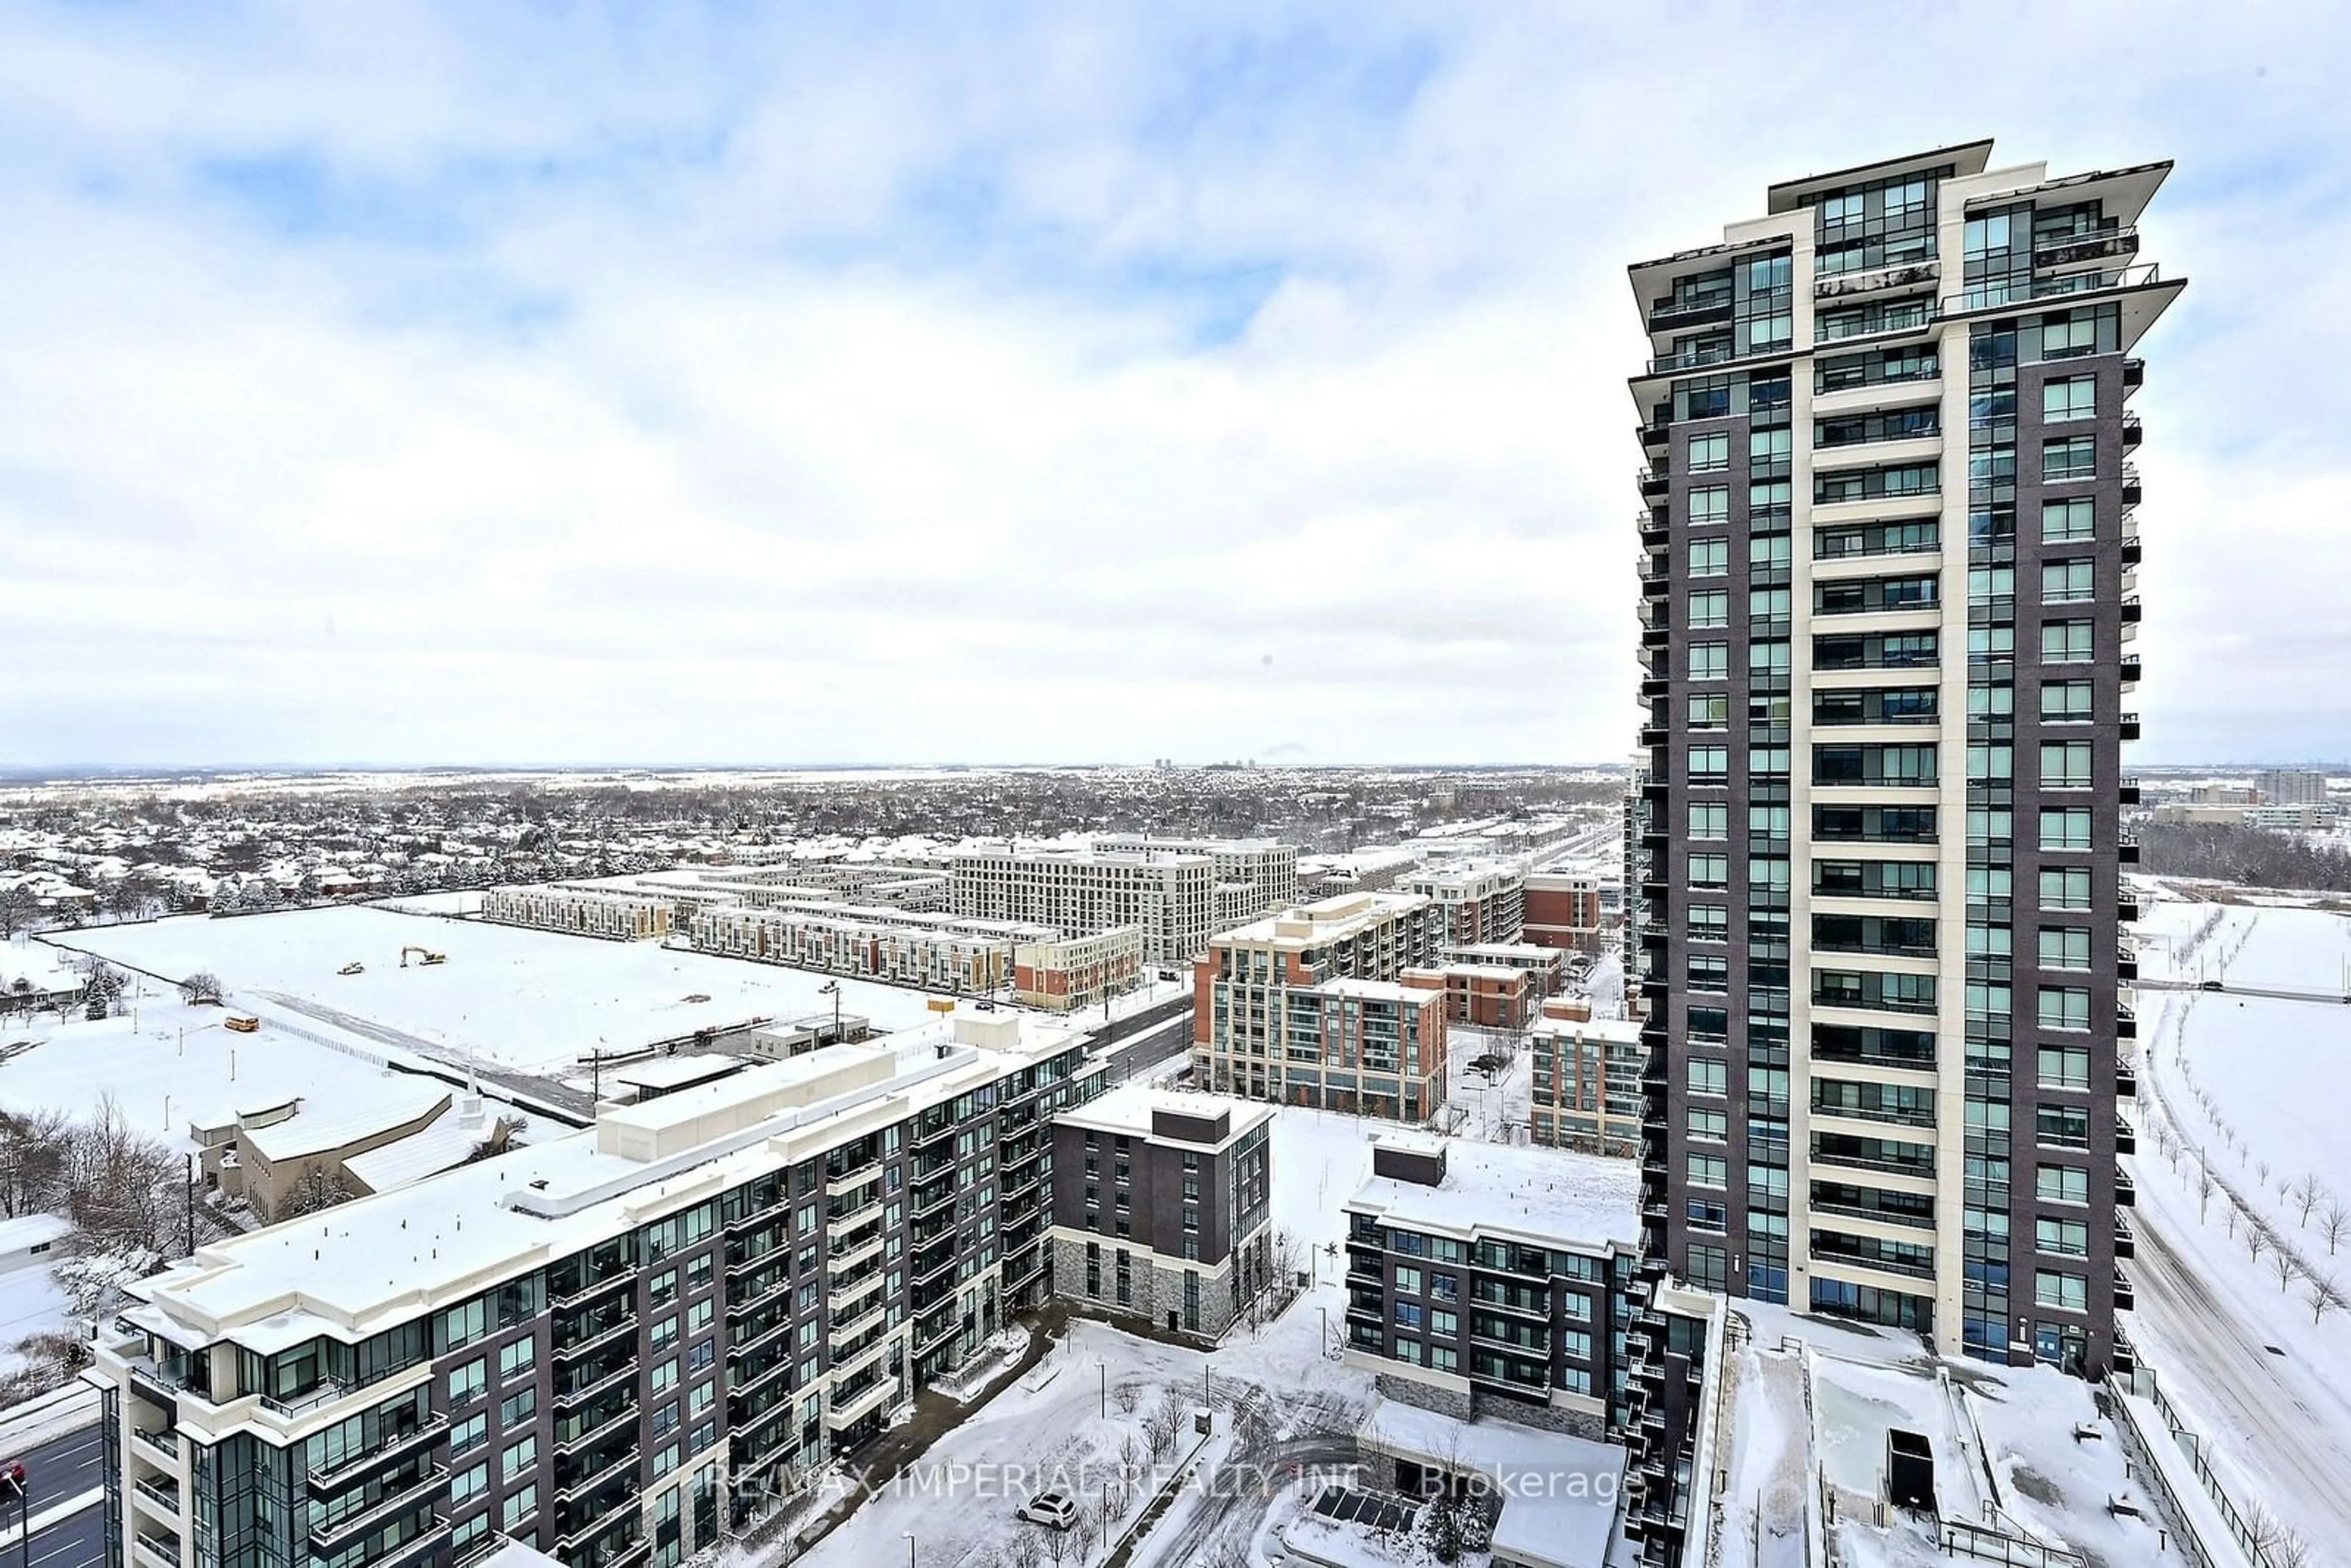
[{"left": 1018, "top": 1491, "right": 1079, "bottom": 1531}]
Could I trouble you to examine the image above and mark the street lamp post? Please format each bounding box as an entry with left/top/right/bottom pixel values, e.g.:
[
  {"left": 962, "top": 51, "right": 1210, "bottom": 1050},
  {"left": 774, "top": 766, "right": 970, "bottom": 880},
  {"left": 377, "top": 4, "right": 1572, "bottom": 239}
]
[
  {"left": 902, "top": 1531, "right": 915, "bottom": 1568},
  {"left": 1098, "top": 1359, "right": 1106, "bottom": 1419},
  {"left": 3, "top": 1461, "right": 26, "bottom": 1568}
]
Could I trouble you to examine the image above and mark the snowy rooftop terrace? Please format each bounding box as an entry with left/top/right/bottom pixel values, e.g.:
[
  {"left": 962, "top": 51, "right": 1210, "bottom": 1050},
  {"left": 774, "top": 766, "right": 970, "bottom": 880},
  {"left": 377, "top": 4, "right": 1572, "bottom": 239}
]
[
  {"left": 1211, "top": 890, "right": 1430, "bottom": 948},
  {"left": 1347, "top": 1135, "right": 1638, "bottom": 1251},
  {"left": 1714, "top": 1300, "right": 2191, "bottom": 1568},
  {"left": 126, "top": 1013, "right": 1087, "bottom": 1351},
  {"left": 1051, "top": 1080, "right": 1272, "bottom": 1148}
]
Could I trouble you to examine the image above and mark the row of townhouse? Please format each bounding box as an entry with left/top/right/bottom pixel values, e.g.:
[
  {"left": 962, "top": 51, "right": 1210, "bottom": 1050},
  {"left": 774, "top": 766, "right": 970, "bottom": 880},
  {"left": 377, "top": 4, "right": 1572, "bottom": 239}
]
[
  {"left": 91, "top": 1013, "right": 1270, "bottom": 1568},
  {"left": 691, "top": 901, "right": 1066, "bottom": 997},
  {"left": 481, "top": 888, "right": 674, "bottom": 942}
]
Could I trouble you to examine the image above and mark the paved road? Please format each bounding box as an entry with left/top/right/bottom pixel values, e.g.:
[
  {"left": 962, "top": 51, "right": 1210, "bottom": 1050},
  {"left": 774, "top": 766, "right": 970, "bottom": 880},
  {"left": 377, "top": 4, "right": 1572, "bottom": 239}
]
[
  {"left": 1100, "top": 1015, "right": 1196, "bottom": 1086},
  {"left": 2137, "top": 977, "right": 2351, "bottom": 1005},
  {"left": 1120, "top": 1379, "right": 1362, "bottom": 1567},
  {"left": 2, "top": 1421, "right": 106, "bottom": 1568}
]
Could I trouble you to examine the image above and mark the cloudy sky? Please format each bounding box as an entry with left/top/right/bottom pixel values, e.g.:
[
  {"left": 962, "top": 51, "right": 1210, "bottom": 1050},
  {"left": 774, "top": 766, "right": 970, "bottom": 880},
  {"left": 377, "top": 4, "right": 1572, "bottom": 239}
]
[{"left": 0, "top": 3, "right": 2338, "bottom": 768}]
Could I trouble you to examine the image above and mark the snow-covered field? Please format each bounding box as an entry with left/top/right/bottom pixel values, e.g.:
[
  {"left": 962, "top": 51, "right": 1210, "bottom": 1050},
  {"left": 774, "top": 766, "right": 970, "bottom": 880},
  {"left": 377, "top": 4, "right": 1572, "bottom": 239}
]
[{"left": 42, "top": 906, "right": 948, "bottom": 1076}]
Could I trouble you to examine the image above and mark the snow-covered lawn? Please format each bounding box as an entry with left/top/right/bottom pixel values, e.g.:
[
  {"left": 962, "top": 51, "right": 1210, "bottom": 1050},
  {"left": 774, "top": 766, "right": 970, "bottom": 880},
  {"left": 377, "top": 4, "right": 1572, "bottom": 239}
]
[
  {"left": 0, "top": 1268, "right": 74, "bottom": 1368},
  {"left": 42, "top": 906, "right": 948, "bottom": 1076}
]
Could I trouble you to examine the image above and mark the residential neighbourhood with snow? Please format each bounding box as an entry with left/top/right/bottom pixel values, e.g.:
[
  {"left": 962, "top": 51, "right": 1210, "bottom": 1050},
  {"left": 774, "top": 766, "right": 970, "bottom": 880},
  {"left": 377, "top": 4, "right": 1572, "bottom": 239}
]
[
  {"left": 2, "top": 756, "right": 2346, "bottom": 1568},
  {"left": 6, "top": 24, "right": 2350, "bottom": 1568}
]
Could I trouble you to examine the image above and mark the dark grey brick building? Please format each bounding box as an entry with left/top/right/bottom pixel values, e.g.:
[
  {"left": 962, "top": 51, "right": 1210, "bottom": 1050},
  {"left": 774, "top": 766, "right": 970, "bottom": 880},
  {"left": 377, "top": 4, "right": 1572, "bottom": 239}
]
[{"left": 1048, "top": 1086, "right": 1274, "bottom": 1337}]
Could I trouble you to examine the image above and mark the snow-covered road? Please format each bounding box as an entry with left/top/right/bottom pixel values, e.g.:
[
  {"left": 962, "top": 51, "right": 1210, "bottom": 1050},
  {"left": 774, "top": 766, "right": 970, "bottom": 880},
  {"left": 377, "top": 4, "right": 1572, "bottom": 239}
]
[{"left": 2125, "top": 1212, "right": 2351, "bottom": 1553}]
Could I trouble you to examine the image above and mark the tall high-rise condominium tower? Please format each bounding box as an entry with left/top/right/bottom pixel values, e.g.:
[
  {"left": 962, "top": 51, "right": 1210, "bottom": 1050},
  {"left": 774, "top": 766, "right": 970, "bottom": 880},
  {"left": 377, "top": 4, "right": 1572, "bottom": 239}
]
[{"left": 1627, "top": 142, "right": 2180, "bottom": 1376}]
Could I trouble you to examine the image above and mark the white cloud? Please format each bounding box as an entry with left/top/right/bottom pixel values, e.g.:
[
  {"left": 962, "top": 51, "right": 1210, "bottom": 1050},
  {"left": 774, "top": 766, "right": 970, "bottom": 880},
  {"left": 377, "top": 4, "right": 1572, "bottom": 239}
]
[{"left": 0, "top": 1, "right": 2344, "bottom": 765}]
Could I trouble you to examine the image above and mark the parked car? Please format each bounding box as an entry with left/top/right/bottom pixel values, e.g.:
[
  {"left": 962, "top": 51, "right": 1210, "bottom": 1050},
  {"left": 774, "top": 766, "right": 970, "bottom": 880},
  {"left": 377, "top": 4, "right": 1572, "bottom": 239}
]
[
  {"left": 2198, "top": 980, "right": 2224, "bottom": 992},
  {"left": 1018, "top": 1491, "right": 1079, "bottom": 1531}
]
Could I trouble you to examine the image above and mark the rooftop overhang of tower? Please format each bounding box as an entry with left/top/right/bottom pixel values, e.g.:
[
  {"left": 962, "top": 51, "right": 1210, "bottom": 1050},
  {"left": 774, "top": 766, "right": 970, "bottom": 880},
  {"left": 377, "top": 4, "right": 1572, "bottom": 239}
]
[{"left": 1766, "top": 138, "right": 1995, "bottom": 212}]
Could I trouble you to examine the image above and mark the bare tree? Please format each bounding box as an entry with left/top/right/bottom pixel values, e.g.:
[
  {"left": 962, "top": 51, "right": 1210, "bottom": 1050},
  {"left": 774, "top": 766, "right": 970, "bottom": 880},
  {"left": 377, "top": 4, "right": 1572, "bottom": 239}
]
[
  {"left": 2325, "top": 1199, "right": 2351, "bottom": 1257},
  {"left": 2293, "top": 1175, "right": 2331, "bottom": 1228},
  {"left": 1071, "top": 1502, "right": 1101, "bottom": 1566},
  {"left": 2242, "top": 1217, "right": 2265, "bottom": 1260},
  {"left": 2306, "top": 1272, "right": 2344, "bottom": 1326},
  {"left": 0, "top": 1108, "right": 73, "bottom": 1218},
  {"left": 0, "top": 885, "right": 37, "bottom": 939},
  {"left": 1143, "top": 1386, "right": 1185, "bottom": 1460},
  {"left": 260, "top": 1165, "right": 359, "bottom": 1225},
  {"left": 177, "top": 972, "right": 224, "bottom": 1006},
  {"left": 2274, "top": 1528, "right": 2314, "bottom": 1568},
  {"left": 2246, "top": 1502, "right": 2285, "bottom": 1559},
  {"left": 2197, "top": 1162, "right": 2217, "bottom": 1223},
  {"left": 1114, "top": 1379, "right": 1140, "bottom": 1416},
  {"left": 2270, "top": 1248, "right": 2300, "bottom": 1294}
]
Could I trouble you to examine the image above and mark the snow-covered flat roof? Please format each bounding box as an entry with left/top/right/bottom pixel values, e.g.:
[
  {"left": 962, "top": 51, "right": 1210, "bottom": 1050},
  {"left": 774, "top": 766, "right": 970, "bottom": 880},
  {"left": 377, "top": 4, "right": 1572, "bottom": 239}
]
[
  {"left": 1531, "top": 1015, "right": 1643, "bottom": 1045},
  {"left": 1314, "top": 977, "right": 1433, "bottom": 1003},
  {"left": 608, "top": 1054, "right": 752, "bottom": 1093},
  {"left": 0, "top": 1213, "right": 73, "bottom": 1253},
  {"left": 1359, "top": 1395, "right": 1624, "bottom": 1568},
  {"left": 1347, "top": 1138, "right": 1638, "bottom": 1251},
  {"left": 127, "top": 1018, "right": 1089, "bottom": 1347},
  {"left": 1052, "top": 1081, "right": 1272, "bottom": 1147},
  {"left": 239, "top": 1081, "right": 449, "bottom": 1163}
]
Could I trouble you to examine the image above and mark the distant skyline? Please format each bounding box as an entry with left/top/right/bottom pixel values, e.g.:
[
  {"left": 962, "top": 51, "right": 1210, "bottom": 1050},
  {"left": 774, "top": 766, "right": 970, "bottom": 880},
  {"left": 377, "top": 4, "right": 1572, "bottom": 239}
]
[{"left": 2, "top": 4, "right": 2343, "bottom": 767}]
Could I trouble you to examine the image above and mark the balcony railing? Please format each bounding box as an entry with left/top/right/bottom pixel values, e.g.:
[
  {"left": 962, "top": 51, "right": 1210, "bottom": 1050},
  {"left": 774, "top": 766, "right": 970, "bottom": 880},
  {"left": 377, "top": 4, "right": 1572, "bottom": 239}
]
[
  {"left": 1942, "top": 261, "right": 2163, "bottom": 317},
  {"left": 2034, "top": 226, "right": 2139, "bottom": 268},
  {"left": 1812, "top": 258, "right": 1940, "bottom": 301}
]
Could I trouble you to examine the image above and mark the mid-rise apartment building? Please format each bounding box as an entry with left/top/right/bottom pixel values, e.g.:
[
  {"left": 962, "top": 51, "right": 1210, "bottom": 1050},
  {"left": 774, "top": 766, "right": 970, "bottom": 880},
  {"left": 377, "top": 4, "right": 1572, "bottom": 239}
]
[
  {"left": 1048, "top": 1085, "right": 1275, "bottom": 1337},
  {"left": 1529, "top": 1013, "right": 1645, "bottom": 1157},
  {"left": 1523, "top": 871, "right": 1607, "bottom": 954},
  {"left": 1630, "top": 141, "right": 2177, "bottom": 1378},
  {"left": 92, "top": 1013, "right": 1103, "bottom": 1568},
  {"left": 1401, "top": 860, "right": 1528, "bottom": 947},
  {"left": 1090, "top": 836, "right": 1299, "bottom": 927},
  {"left": 1340, "top": 1135, "right": 1641, "bottom": 1439},
  {"left": 1193, "top": 893, "right": 1452, "bottom": 1120},
  {"left": 949, "top": 847, "right": 1216, "bottom": 966}
]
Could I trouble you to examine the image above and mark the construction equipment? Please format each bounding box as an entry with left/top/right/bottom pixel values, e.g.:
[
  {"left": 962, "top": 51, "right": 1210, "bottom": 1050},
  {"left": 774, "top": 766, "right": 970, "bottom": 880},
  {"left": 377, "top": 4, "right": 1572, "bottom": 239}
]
[
  {"left": 337, "top": 962, "right": 364, "bottom": 977},
  {"left": 400, "top": 947, "right": 447, "bottom": 968},
  {"left": 224, "top": 1016, "right": 260, "bottom": 1033}
]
